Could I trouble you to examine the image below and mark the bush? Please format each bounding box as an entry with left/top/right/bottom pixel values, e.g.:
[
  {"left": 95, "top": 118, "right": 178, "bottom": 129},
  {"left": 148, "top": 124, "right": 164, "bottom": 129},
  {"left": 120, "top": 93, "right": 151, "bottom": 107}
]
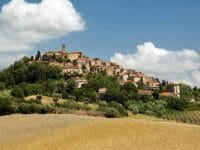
[
  {"left": 128, "top": 104, "right": 139, "bottom": 114},
  {"left": 108, "top": 101, "right": 128, "bottom": 117},
  {"left": 25, "top": 99, "right": 41, "bottom": 104},
  {"left": 0, "top": 82, "right": 5, "bottom": 91},
  {"left": 19, "top": 83, "right": 32, "bottom": 97},
  {"left": 57, "top": 101, "right": 81, "bottom": 110},
  {"left": 29, "top": 103, "right": 42, "bottom": 113},
  {"left": 154, "top": 101, "right": 167, "bottom": 117},
  {"left": 80, "top": 104, "right": 91, "bottom": 111},
  {"left": 99, "top": 101, "right": 107, "bottom": 107},
  {"left": 39, "top": 105, "right": 54, "bottom": 114},
  {"left": 18, "top": 102, "right": 54, "bottom": 114},
  {"left": 36, "top": 95, "right": 42, "bottom": 100},
  {"left": 18, "top": 103, "right": 31, "bottom": 114},
  {"left": 104, "top": 107, "right": 120, "bottom": 118},
  {"left": 0, "top": 98, "right": 14, "bottom": 115},
  {"left": 127, "top": 100, "right": 167, "bottom": 117},
  {"left": 53, "top": 97, "right": 59, "bottom": 103},
  {"left": 163, "top": 97, "right": 187, "bottom": 111},
  {"left": 11, "top": 87, "right": 24, "bottom": 98},
  {"left": 144, "top": 110, "right": 155, "bottom": 115}
]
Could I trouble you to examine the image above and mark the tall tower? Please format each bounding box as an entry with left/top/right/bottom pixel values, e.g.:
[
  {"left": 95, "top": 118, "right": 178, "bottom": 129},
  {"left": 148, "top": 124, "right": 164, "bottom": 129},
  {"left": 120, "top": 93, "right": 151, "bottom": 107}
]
[
  {"left": 62, "top": 44, "right": 66, "bottom": 52},
  {"left": 61, "top": 44, "right": 66, "bottom": 57}
]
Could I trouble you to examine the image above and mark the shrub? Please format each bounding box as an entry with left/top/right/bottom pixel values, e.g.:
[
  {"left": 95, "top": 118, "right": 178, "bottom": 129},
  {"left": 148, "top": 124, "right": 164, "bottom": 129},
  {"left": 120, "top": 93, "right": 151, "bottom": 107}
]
[
  {"left": 134, "top": 101, "right": 145, "bottom": 113},
  {"left": 0, "top": 82, "right": 5, "bottom": 91},
  {"left": 29, "top": 103, "right": 42, "bottom": 113},
  {"left": 104, "top": 107, "right": 120, "bottom": 118},
  {"left": 53, "top": 97, "right": 59, "bottom": 103},
  {"left": 0, "top": 98, "right": 14, "bottom": 115},
  {"left": 128, "top": 104, "right": 139, "bottom": 114},
  {"left": 36, "top": 95, "right": 42, "bottom": 100},
  {"left": 58, "top": 101, "right": 81, "bottom": 110},
  {"left": 11, "top": 87, "right": 24, "bottom": 98},
  {"left": 26, "top": 99, "right": 41, "bottom": 104},
  {"left": 19, "top": 83, "right": 32, "bottom": 97},
  {"left": 39, "top": 105, "right": 54, "bottom": 114},
  {"left": 144, "top": 110, "right": 155, "bottom": 115},
  {"left": 36, "top": 95, "right": 42, "bottom": 102},
  {"left": 127, "top": 100, "right": 167, "bottom": 117},
  {"left": 18, "top": 103, "right": 31, "bottom": 114},
  {"left": 99, "top": 101, "right": 107, "bottom": 107},
  {"left": 154, "top": 101, "right": 167, "bottom": 117},
  {"left": 108, "top": 101, "right": 128, "bottom": 117},
  {"left": 80, "top": 104, "right": 91, "bottom": 111},
  {"left": 164, "top": 97, "right": 187, "bottom": 111}
]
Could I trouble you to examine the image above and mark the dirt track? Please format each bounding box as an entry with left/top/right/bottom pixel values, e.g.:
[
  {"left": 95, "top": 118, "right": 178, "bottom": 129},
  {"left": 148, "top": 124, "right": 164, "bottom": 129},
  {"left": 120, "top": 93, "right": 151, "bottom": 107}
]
[{"left": 0, "top": 114, "right": 200, "bottom": 150}]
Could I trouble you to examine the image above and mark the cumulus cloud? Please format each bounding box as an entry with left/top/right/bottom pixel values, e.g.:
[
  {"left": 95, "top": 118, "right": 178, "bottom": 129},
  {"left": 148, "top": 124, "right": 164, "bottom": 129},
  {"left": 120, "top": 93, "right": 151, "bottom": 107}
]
[
  {"left": 0, "top": 53, "right": 26, "bottom": 69},
  {"left": 111, "top": 42, "right": 200, "bottom": 87},
  {"left": 0, "top": 0, "right": 85, "bottom": 52}
]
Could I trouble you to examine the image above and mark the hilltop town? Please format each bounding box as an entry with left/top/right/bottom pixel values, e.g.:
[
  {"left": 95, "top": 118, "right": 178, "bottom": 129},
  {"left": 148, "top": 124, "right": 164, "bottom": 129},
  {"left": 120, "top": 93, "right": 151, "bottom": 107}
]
[{"left": 31, "top": 44, "right": 180, "bottom": 97}]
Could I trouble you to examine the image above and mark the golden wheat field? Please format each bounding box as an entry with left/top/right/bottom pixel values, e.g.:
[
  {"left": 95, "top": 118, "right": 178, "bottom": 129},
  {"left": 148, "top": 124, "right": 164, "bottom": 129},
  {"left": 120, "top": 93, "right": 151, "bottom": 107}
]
[{"left": 0, "top": 114, "right": 200, "bottom": 150}]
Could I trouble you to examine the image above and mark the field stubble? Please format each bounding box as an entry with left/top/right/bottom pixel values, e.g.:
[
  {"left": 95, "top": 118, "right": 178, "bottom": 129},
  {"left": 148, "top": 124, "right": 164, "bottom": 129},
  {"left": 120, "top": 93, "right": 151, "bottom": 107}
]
[{"left": 0, "top": 114, "right": 200, "bottom": 150}]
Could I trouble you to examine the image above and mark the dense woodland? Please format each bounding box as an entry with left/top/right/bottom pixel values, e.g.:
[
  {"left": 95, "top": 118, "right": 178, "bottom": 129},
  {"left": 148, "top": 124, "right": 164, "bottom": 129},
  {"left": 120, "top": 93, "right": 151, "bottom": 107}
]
[{"left": 0, "top": 57, "right": 200, "bottom": 121}]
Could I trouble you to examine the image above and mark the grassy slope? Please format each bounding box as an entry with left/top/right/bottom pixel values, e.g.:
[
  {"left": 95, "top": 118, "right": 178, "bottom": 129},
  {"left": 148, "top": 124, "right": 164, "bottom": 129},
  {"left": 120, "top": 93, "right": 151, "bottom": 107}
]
[{"left": 0, "top": 114, "right": 200, "bottom": 150}]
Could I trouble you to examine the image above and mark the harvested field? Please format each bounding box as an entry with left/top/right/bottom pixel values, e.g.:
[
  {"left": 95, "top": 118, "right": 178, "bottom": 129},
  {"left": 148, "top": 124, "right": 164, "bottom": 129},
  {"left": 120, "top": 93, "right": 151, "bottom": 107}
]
[{"left": 0, "top": 114, "right": 200, "bottom": 150}]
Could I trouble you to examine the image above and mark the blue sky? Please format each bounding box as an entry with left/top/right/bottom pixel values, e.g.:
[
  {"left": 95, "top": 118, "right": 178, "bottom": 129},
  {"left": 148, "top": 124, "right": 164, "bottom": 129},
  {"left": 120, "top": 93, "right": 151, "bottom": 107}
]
[
  {"left": 45, "top": 0, "right": 200, "bottom": 59},
  {"left": 1, "top": 0, "right": 199, "bottom": 60},
  {"left": 0, "top": 0, "right": 200, "bottom": 86},
  {"left": 70, "top": 0, "right": 200, "bottom": 60}
]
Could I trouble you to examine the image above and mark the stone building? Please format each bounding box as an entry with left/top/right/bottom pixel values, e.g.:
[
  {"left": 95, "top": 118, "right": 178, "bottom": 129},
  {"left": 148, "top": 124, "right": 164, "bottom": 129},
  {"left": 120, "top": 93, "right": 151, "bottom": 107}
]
[
  {"left": 39, "top": 45, "right": 165, "bottom": 91},
  {"left": 166, "top": 83, "right": 180, "bottom": 97}
]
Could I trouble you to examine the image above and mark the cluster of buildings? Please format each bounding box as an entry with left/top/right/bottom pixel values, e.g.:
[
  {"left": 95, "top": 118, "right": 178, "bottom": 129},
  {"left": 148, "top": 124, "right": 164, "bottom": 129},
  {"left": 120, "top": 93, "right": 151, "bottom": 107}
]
[{"left": 34, "top": 45, "right": 180, "bottom": 97}]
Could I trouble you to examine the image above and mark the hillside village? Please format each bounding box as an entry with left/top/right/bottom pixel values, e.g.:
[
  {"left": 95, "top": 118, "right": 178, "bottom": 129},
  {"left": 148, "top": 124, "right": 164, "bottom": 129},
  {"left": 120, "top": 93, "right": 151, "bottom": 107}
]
[{"left": 32, "top": 44, "right": 180, "bottom": 97}]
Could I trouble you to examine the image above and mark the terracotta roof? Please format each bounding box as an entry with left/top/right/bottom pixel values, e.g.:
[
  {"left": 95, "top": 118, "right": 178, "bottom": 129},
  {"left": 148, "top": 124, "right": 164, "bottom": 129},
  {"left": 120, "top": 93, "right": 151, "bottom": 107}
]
[
  {"left": 138, "top": 90, "right": 153, "bottom": 95},
  {"left": 159, "top": 92, "right": 174, "bottom": 97},
  {"left": 62, "top": 66, "right": 79, "bottom": 69},
  {"left": 168, "top": 82, "right": 178, "bottom": 86},
  {"left": 70, "top": 51, "right": 82, "bottom": 54},
  {"left": 93, "top": 58, "right": 101, "bottom": 61}
]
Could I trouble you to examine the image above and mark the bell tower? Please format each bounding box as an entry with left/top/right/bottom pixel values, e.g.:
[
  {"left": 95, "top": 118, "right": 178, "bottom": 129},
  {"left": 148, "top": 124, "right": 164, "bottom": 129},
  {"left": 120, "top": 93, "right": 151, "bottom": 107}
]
[
  {"left": 62, "top": 44, "right": 66, "bottom": 52},
  {"left": 61, "top": 44, "right": 66, "bottom": 58}
]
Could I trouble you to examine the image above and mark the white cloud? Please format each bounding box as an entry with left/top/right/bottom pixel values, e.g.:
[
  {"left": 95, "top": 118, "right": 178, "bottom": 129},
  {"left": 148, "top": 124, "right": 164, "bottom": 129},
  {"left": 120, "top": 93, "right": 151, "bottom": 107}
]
[
  {"left": 0, "top": 0, "right": 85, "bottom": 52},
  {"left": 0, "top": 53, "right": 26, "bottom": 69},
  {"left": 111, "top": 42, "right": 200, "bottom": 87}
]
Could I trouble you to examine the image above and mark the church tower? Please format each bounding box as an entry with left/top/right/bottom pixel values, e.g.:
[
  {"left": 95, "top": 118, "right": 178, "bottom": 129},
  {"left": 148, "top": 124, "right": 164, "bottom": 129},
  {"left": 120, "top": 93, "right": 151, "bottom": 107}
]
[
  {"left": 62, "top": 44, "right": 66, "bottom": 52},
  {"left": 61, "top": 44, "right": 66, "bottom": 57}
]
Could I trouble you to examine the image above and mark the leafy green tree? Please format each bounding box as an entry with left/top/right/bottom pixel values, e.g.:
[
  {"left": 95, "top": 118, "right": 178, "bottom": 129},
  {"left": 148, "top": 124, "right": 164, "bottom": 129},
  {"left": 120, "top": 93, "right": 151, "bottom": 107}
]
[
  {"left": 122, "top": 82, "right": 138, "bottom": 94},
  {"left": 104, "top": 107, "right": 120, "bottom": 118},
  {"left": 36, "top": 95, "right": 43, "bottom": 101},
  {"left": 163, "top": 96, "right": 187, "bottom": 111},
  {"left": 152, "top": 90, "right": 159, "bottom": 100},
  {"left": 0, "top": 82, "right": 5, "bottom": 91},
  {"left": 82, "top": 64, "right": 87, "bottom": 73},
  {"left": 108, "top": 101, "right": 128, "bottom": 117},
  {"left": 0, "top": 98, "right": 14, "bottom": 115},
  {"left": 19, "top": 83, "right": 33, "bottom": 96},
  {"left": 11, "top": 87, "right": 24, "bottom": 98},
  {"left": 137, "top": 79, "right": 145, "bottom": 90},
  {"left": 27, "top": 62, "right": 46, "bottom": 83},
  {"left": 43, "top": 80, "right": 56, "bottom": 95},
  {"left": 179, "top": 83, "right": 193, "bottom": 98},
  {"left": 193, "top": 87, "right": 200, "bottom": 101},
  {"left": 100, "top": 88, "right": 129, "bottom": 105},
  {"left": 56, "top": 57, "right": 64, "bottom": 63},
  {"left": 31, "top": 83, "right": 43, "bottom": 95},
  {"left": 128, "top": 104, "right": 139, "bottom": 114},
  {"left": 65, "top": 79, "right": 76, "bottom": 94},
  {"left": 46, "top": 65, "right": 62, "bottom": 79}
]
